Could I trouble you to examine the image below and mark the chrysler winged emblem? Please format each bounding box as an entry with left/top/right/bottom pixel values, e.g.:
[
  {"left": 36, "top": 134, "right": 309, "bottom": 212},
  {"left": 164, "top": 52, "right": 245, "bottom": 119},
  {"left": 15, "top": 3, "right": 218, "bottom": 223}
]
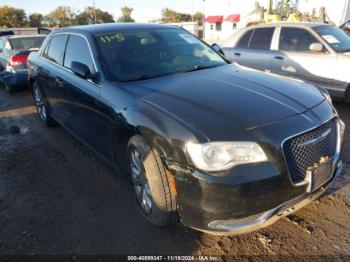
[{"left": 298, "top": 128, "right": 331, "bottom": 148}]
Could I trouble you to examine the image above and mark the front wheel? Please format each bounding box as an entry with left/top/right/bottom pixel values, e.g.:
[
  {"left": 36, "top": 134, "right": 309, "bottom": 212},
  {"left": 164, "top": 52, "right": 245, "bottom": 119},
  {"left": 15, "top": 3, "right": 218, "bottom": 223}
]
[
  {"left": 127, "top": 135, "right": 178, "bottom": 226},
  {"left": 32, "top": 82, "right": 57, "bottom": 127}
]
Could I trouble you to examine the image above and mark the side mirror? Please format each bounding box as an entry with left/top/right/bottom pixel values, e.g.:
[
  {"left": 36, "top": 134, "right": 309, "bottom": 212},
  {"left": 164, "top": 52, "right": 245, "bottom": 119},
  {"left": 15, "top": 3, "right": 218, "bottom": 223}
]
[
  {"left": 71, "top": 61, "right": 91, "bottom": 79},
  {"left": 212, "top": 43, "right": 225, "bottom": 55},
  {"left": 344, "top": 22, "right": 350, "bottom": 30},
  {"left": 309, "top": 43, "right": 323, "bottom": 52}
]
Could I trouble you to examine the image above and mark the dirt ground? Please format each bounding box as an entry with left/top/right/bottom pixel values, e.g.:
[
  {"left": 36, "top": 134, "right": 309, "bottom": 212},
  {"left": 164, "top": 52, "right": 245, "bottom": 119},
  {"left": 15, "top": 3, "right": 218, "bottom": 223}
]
[{"left": 0, "top": 87, "right": 349, "bottom": 256}]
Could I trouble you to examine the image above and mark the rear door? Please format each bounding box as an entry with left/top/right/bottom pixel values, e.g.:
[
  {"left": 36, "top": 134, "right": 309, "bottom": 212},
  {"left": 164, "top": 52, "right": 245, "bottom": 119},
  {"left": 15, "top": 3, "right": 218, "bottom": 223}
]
[
  {"left": 37, "top": 34, "right": 69, "bottom": 122},
  {"left": 271, "top": 27, "right": 337, "bottom": 91},
  {"left": 226, "top": 27, "right": 275, "bottom": 71}
]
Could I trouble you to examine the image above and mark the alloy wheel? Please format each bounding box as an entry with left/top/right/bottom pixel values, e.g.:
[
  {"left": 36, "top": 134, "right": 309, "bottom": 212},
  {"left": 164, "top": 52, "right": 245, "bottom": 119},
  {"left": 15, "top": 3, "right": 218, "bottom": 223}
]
[
  {"left": 33, "top": 86, "right": 47, "bottom": 121},
  {"left": 129, "top": 148, "right": 152, "bottom": 215}
]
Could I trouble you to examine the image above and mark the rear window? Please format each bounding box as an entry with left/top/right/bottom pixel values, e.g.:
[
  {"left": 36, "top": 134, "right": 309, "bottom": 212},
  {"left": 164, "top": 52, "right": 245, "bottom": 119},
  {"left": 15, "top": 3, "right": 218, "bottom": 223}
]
[
  {"left": 9, "top": 37, "right": 46, "bottom": 50},
  {"left": 249, "top": 28, "right": 274, "bottom": 50}
]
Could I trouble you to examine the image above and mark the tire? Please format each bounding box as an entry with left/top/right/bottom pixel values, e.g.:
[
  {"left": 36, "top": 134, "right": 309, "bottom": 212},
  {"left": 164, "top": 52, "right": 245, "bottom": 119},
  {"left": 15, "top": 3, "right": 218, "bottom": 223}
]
[
  {"left": 1, "top": 81, "right": 15, "bottom": 93},
  {"left": 32, "top": 81, "right": 57, "bottom": 127},
  {"left": 127, "top": 135, "right": 177, "bottom": 226}
]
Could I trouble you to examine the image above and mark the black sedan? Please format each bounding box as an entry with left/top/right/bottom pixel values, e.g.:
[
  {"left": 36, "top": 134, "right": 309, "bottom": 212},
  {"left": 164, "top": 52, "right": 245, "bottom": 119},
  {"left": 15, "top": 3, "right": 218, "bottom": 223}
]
[
  {"left": 27, "top": 23, "right": 345, "bottom": 235},
  {"left": 0, "top": 34, "right": 46, "bottom": 93}
]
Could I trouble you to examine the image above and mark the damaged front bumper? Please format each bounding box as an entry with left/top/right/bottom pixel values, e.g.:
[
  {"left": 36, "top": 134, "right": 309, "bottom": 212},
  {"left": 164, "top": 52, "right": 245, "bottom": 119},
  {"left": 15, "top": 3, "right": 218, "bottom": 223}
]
[{"left": 198, "top": 161, "right": 343, "bottom": 235}]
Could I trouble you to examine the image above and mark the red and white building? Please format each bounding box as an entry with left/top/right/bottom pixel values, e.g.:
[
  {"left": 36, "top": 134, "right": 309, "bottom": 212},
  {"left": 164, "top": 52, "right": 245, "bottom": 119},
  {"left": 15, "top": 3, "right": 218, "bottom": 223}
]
[{"left": 203, "top": 0, "right": 350, "bottom": 44}]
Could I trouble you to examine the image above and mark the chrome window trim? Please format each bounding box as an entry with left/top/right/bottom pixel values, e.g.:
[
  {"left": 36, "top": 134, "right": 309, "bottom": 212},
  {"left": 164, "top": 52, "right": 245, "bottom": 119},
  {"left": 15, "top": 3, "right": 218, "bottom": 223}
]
[{"left": 39, "top": 32, "right": 102, "bottom": 88}]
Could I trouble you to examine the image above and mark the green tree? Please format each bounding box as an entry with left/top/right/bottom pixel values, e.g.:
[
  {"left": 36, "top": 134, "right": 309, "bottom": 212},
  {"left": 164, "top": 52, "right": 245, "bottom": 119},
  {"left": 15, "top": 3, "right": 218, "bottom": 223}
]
[
  {"left": 192, "top": 12, "right": 204, "bottom": 22},
  {"left": 117, "top": 6, "right": 135, "bottom": 22},
  {"left": 0, "top": 6, "right": 27, "bottom": 27},
  {"left": 75, "top": 6, "right": 114, "bottom": 24},
  {"left": 47, "top": 6, "right": 75, "bottom": 27},
  {"left": 29, "top": 13, "right": 44, "bottom": 27},
  {"left": 160, "top": 8, "right": 192, "bottom": 23}
]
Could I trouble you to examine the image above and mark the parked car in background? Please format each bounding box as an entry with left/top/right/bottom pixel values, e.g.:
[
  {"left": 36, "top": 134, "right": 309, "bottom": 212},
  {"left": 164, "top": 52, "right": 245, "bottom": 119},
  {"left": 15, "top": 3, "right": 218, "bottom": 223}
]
[
  {"left": 222, "top": 23, "right": 350, "bottom": 102},
  {"left": 28, "top": 23, "right": 344, "bottom": 235},
  {"left": 340, "top": 20, "right": 350, "bottom": 36},
  {"left": 0, "top": 34, "right": 46, "bottom": 92},
  {"left": 0, "top": 30, "right": 15, "bottom": 37}
]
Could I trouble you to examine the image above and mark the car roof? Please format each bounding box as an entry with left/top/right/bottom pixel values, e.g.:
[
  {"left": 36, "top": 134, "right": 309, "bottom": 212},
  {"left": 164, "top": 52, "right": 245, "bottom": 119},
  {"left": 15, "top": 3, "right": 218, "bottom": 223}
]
[
  {"left": 0, "top": 34, "right": 46, "bottom": 40},
  {"left": 57, "top": 23, "right": 178, "bottom": 35},
  {"left": 246, "top": 22, "right": 329, "bottom": 29}
]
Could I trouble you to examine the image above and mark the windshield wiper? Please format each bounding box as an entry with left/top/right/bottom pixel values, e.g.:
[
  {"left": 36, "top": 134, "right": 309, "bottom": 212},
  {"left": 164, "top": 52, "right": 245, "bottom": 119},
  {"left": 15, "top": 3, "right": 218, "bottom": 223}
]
[
  {"left": 121, "top": 75, "right": 156, "bottom": 82},
  {"left": 183, "top": 64, "right": 223, "bottom": 73},
  {"left": 120, "top": 64, "right": 224, "bottom": 82}
]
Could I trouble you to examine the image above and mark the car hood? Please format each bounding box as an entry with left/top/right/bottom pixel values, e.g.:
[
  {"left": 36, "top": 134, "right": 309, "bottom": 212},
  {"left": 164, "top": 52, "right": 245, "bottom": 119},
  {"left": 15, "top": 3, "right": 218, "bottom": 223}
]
[{"left": 121, "top": 64, "right": 325, "bottom": 138}]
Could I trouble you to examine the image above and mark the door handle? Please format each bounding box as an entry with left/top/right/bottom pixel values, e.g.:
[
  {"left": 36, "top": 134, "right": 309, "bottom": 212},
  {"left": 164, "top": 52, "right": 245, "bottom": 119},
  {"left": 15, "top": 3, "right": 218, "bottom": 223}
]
[
  {"left": 55, "top": 77, "right": 64, "bottom": 86},
  {"left": 273, "top": 56, "right": 284, "bottom": 60},
  {"left": 234, "top": 52, "right": 241, "bottom": 56}
]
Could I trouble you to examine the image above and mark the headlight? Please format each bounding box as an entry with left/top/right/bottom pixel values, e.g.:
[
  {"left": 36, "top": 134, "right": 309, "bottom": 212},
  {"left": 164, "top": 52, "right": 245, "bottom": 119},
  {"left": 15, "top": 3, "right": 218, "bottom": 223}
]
[{"left": 186, "top": 142, "right": 268, "bottom": 172}]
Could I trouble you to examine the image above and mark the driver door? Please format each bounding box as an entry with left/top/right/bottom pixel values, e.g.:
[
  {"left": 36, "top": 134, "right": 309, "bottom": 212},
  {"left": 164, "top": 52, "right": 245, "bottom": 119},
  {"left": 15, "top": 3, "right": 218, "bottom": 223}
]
[{"left": 271, "top": 27, "right": 337, "bottom": 91}]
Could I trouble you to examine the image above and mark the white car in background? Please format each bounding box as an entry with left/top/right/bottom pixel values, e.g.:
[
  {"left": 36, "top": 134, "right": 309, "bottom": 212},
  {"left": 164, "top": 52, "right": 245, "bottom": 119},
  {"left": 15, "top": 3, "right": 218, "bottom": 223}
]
[{"left": 222, "top": 23, "right": 350, "bottom": 102}]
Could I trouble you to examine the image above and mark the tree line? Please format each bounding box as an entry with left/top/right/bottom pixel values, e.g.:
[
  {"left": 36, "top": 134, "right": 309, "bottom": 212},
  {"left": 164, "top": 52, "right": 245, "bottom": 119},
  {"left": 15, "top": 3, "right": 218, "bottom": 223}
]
[
  {"left": 0, "top": 5, "right": 134, "bottom": 28},
  {"left": 0, "top": 5, "right": 204, "bottom": 28}
]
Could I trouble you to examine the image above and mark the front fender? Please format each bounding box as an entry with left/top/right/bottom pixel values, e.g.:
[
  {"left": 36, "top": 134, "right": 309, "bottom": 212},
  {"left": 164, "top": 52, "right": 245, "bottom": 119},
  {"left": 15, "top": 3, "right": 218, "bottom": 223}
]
[{"left": 122, "top": 100, "right": 201, "bottom": 166}]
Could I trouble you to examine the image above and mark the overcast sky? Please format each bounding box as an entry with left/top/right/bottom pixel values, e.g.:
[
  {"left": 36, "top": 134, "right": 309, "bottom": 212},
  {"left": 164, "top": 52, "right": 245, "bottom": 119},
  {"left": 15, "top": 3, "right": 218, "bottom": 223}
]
[{"left": 0, "top": 0, "right": 205, "bottom": 22}]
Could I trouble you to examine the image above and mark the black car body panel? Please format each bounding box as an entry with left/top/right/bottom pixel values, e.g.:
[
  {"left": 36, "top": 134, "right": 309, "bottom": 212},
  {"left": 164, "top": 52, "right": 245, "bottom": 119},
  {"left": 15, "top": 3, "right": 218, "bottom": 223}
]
[
  {"left": 27, "top": 24, "right": 344, "bottom": 234},
  {"left": 122, "top": 64, "right": 326, "bottom": 139}
]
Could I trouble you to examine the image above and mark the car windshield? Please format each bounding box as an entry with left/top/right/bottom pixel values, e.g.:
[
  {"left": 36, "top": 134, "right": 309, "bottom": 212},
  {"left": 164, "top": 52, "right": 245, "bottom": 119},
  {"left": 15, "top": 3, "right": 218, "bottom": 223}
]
[
  {"left": 9, "top": 36, "right": 46, "bottom": 51},
  {"left": 314, "top": 25, "right": 350, "bottom": 53},
  {"left": 95, "top": 28, "right": 227, "bottom": 82}
]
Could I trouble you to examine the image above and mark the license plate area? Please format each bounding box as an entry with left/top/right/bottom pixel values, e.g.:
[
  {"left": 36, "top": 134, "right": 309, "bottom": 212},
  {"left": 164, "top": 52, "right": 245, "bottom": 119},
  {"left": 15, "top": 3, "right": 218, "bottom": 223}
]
[{"left": 306, "top": 160, "right": 333, "bottom": 193}]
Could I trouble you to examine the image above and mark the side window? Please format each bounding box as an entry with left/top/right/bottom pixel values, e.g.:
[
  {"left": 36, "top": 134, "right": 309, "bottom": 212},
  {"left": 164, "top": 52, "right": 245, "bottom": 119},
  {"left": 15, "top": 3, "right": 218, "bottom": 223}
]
[
  {"left": 237, "top": 30, "right": 253, "bottom": 48},
  {"left": 64, "top": 35, "right": 95, "bottom": 74},
  {"left": 279, "top": 27, "right": 319, "bottom": 52},
  {"left": 41, "top": 40, "right": 51, "bottom": 59},
  {"left": 249, "top": 28, "right": 275, "bottom": 50},
  {"left": 47, "top": 34, "right": 68, "bottom": 65}
]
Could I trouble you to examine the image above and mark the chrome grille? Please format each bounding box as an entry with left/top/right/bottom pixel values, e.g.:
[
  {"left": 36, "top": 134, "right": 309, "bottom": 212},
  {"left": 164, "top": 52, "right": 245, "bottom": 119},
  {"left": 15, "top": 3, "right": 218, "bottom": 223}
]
[{"left": 283, "top": 119, "right": 338, "bottom": 184}]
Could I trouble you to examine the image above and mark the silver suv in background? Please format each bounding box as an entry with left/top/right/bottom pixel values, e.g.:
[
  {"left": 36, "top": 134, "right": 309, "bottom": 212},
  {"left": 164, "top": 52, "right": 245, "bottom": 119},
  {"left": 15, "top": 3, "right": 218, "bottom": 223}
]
[{"left": 222, "top": 23, "right": 350, "bottom": 102}]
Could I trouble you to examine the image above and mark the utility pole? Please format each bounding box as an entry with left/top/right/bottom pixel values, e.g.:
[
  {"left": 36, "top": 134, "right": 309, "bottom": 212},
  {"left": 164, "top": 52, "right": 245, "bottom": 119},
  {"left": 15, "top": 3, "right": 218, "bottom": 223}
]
[
  {"left": 192, "top": 0, "right": 194, "bottom": 22},
  {"left": 202, "top": 0, "right": 206, "bottom": 40},
  {"left": 93, "top": 0, "right": 97, "bottom": 24}
]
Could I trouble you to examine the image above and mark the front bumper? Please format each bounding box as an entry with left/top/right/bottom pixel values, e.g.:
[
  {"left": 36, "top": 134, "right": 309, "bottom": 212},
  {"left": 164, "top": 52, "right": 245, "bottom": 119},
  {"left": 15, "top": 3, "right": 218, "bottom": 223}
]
[
  {"left": 173, "top": 101, "right": 344, "bottom": 235},
  {"left": 203, "top": 161, "right": 342, "bottom": 235}
]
